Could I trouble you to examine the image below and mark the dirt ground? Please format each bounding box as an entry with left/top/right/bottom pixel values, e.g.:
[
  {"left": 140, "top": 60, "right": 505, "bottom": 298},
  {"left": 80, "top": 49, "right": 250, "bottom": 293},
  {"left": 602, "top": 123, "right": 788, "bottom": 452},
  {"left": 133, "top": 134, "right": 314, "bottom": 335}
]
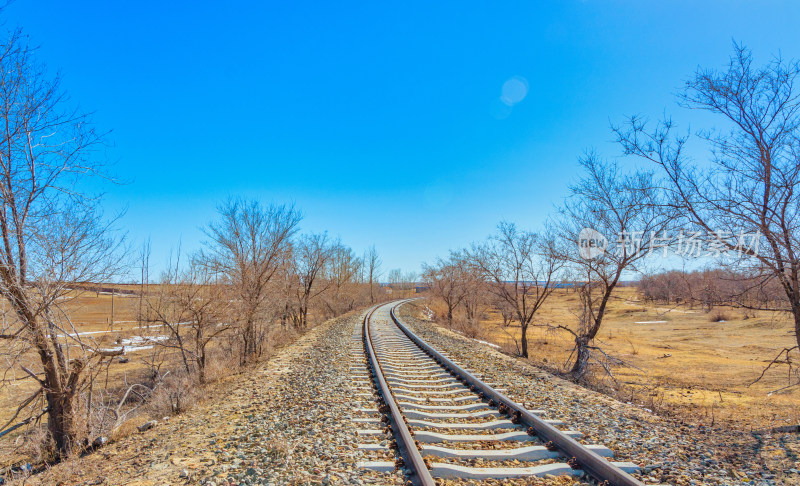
[{"left": 436, "top": 287, "right": 800, "bottom": 430}]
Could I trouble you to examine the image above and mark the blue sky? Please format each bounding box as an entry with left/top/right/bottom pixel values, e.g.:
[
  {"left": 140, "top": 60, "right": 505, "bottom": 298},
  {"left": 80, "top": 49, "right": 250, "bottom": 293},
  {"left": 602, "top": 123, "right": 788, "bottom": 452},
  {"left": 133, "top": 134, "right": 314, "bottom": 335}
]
[{"left": 5, "top": 1, "right": 799, "bottom": 279}]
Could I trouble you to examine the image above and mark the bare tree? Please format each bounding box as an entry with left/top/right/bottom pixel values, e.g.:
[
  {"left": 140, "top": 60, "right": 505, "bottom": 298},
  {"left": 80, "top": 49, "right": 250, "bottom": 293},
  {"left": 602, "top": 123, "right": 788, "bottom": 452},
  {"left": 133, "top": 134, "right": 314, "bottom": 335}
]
[
  {"left": 468, "top": 222, "right": 563, "bottom": 358},
  {"left": 0, "top": 30, "right": 123, "bottom": 456},
  {"left": 493, "top": 295, "right": 517, "bottom": 327},
  {"left": 144, "top": 261, "right": 231, "bottom": 384},
  {"left": 200, "top": 199, "right": 301, "bottom": 364},
  {"left": 639, "top": 270, "right": 686, "bottom": 305},
  {"left": 321, "top": 241, "right": 363, "bottom": 317},
  {"left": 365, "top": 244, "right": 382, "bottom": 304},
  {"left": 290, "top": 233, "right": 333, "bottom": 330},
  {"left": 555, "top": 154, "right": 674, "bottom": 379},
  {"left": 423, "top": 249, "right": 486, "bottom": 332},
  {"left": 422, "top": 253, "right": 469, "bottom": 328},
  {"left": 613, "top": 44, "right": 800, "bottom": 387},
  {"left": 455, "top": 250, "right": 488, "bottom": 328},
  {"left": 387, "top": 268, "right": 403, "bottom": 285},
  {"left": 641, "top": 268, "right": 785, "bottom": 311},
  {"left": 138, "top": 238, "right": 152, "bottom": 327}
]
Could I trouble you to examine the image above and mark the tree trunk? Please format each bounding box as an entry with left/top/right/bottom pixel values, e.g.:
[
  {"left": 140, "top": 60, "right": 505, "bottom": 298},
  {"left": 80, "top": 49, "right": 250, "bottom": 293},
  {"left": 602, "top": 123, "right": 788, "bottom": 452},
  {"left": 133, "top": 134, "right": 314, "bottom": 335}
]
[
  {"left": 793, "top": 303, "right": 800, "bottom": 350},
  {"left": 520, "top": 323, "right": 528, "bottom": 358},
  {"left": 570, "top": 336, "right": 590, "bottom": 379},
  {"left": 46, "top": 389, "right": 78, "bottom": 455},
  {"left": 241, "top": 319, "right": 255, "bottom": 366},
  {"left": 198, "top": 351, "right": 207, "bottom": 384},
  {"left": 12, "top": 287, "right": 84, "bottom": 457}
]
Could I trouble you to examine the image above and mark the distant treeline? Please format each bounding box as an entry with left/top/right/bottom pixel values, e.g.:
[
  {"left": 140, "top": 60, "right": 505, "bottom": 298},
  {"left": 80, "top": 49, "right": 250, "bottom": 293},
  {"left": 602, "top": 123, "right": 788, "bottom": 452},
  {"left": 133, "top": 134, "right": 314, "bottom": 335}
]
[
  {"left": 67, "top": 284, "right": 137, "bottom": 295},
  {"left": 639, "top": 269, "right": 786, "bottom": 311}
]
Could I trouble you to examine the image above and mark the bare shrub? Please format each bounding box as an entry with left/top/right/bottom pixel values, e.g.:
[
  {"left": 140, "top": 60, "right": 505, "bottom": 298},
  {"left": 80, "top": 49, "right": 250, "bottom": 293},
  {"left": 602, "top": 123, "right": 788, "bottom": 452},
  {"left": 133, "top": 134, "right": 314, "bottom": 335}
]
[
  {"left": 265, "top": 438, "right": 292, "bottom": 459},
  {"left": 9, "top": 426, "right": 49, "bottom": 467},
  {"left": 268, "top": 325, "right": 300, "bottom": 354},
  {"left": 202, "top": 347, "right": 240, "bottom": 383},
  {"left": 146, "top": 372, "right": 199, "bottom": 417},
  {"left": 708, "top": 311, "right": 730, "bottom": 323},
  {"left": 457, "top": 319, "right": 483, "bottom": 339},
  {"left": 110, "top": 417, "right": 145, "bottom": 441},
  {"left": 425, "top": 300, "right": 451, "bottom": 327}
]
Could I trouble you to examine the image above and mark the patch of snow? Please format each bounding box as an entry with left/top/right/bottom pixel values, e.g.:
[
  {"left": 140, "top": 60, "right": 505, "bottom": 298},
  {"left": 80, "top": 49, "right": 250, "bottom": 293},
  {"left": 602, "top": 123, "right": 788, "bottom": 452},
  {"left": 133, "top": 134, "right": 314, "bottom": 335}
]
[
  {"left": 118, "top": 335, "right": 169, "bottom": 346},
  {"left": 69, "top": 329, "right": 115, "bottom": 336},
  {"left": 634, "top": 320, "right": 668, "bottom": 324},
  {"left": 474, "top": 339, "right": 501, "bottom": 349},
  {"left": 57, "top": 322, "right": 196, "bottom": 339},
  {"left": 99, "top": 335, "right": 170, "bottom": 354},
  {"left": 99, "top": 345, "right": 154, "bottom": 353}
]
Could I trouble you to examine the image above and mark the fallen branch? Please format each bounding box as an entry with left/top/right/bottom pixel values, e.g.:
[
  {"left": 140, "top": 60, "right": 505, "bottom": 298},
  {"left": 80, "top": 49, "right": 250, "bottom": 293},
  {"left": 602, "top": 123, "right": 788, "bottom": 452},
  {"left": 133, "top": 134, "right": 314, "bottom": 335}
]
[
  {"left": 750, "top": 346, "right": 799, "bottom": 386},
  {"left": 767, "top": 381, "right": 800, "bottom": 396},
  {"left": 587, "top": 345, "right": 644, "bottom": 372},
  {"left": 0, "top": 389, "right": 42, "bottom": 432},
  {"left": 0, "top": 407, "right": 49, "bottom": 440}
]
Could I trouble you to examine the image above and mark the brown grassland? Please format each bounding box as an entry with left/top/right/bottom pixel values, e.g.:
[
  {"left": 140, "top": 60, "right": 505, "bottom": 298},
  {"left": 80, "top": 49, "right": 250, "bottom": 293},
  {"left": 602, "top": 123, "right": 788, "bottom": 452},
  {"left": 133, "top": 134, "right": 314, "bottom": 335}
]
[{"left": 430, "top": 287, "right": 800, "bottom": 431}]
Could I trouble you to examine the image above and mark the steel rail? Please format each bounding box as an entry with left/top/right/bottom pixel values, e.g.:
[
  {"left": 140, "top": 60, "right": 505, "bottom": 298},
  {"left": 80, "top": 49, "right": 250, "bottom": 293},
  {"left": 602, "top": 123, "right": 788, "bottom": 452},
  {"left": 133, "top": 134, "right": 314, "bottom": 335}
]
[
  {"left": 363, "top": 304, "right": 436, "bottom": 486},
  {"left": 389, "top": 302, "right": 645, "bottom": 486}
]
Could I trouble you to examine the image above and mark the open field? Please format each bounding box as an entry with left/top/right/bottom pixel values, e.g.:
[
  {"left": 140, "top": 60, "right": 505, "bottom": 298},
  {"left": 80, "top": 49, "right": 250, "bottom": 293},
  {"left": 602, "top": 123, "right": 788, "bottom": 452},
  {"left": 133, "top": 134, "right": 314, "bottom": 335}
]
[{"left": 435, "top": 287, "right": 800, "bottom": 430}]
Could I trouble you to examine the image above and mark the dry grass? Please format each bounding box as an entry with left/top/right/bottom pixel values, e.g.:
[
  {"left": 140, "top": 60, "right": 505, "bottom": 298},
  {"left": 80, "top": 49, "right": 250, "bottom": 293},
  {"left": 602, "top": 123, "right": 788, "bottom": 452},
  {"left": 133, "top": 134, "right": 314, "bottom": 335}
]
[{"left": 433, "top": 287, "right": 800, "bottom": 430}]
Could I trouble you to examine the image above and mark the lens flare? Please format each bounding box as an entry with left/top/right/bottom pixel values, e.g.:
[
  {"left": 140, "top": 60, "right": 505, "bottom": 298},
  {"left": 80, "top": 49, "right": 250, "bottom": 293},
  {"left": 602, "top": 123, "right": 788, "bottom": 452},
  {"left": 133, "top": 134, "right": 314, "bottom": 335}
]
[{"left": 500, "top": 75, "right": 529, "bottom": 106}]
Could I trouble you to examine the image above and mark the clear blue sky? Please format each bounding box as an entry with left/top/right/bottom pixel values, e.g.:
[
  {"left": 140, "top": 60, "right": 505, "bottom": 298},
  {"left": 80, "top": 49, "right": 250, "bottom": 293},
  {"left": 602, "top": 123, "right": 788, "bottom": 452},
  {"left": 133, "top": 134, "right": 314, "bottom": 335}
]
[{"left": 5, "top": 1, "right": 799, "bottom": 279}]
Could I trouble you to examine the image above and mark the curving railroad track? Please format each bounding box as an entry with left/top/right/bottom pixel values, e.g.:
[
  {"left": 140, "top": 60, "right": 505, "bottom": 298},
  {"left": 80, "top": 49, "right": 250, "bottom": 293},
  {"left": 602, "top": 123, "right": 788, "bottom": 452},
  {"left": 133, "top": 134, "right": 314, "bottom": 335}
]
[{"left": 350, "top": 301, "right": 644, "bottom": 485}]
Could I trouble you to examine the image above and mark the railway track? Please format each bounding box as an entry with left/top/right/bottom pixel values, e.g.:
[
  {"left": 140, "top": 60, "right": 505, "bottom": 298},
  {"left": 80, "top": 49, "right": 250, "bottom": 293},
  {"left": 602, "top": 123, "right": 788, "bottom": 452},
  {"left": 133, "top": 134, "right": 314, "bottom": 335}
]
[{"left": 350, "top": 301, "right": 643, "bottom": 485}]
